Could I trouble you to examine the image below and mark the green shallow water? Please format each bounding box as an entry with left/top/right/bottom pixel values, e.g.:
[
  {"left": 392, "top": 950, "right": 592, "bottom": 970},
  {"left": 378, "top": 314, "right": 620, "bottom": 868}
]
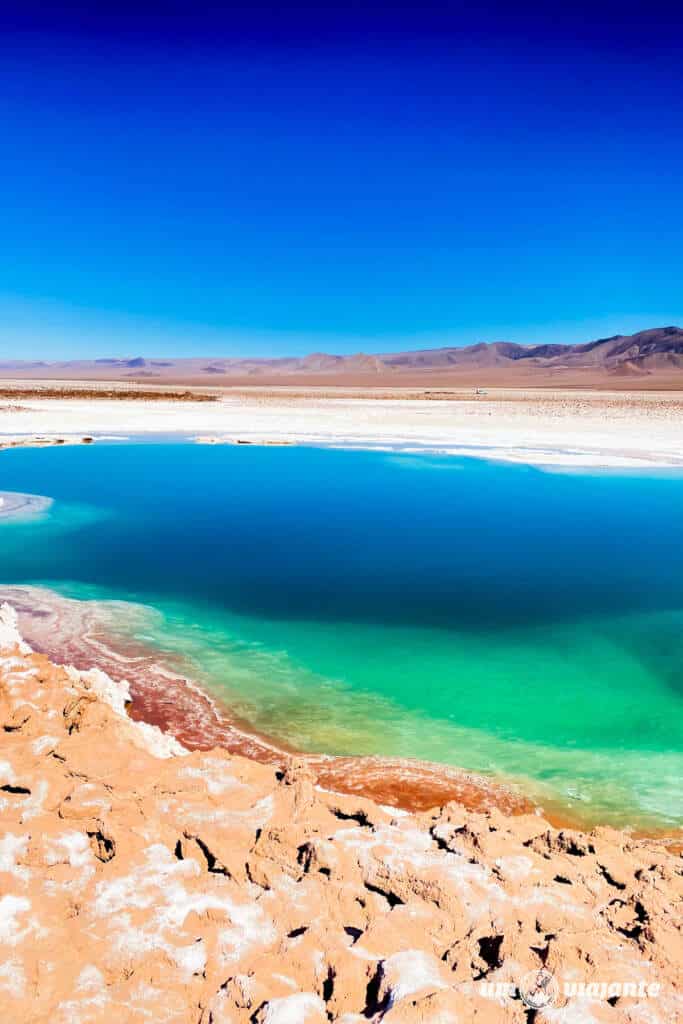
[{"left": 1, "top": 442, "right": 682, "bottom": 828}]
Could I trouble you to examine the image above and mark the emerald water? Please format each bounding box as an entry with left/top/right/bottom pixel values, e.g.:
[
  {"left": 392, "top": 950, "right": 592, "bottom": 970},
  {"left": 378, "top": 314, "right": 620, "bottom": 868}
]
[{"left": 1, "top": 441, "right": 682, "bottom": 829}]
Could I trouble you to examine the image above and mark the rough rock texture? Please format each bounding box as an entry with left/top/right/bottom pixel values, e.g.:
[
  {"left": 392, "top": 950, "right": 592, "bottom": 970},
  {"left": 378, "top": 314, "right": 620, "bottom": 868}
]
[{"left": 0, "top": 603, "right": 681, "bottom": 1023}]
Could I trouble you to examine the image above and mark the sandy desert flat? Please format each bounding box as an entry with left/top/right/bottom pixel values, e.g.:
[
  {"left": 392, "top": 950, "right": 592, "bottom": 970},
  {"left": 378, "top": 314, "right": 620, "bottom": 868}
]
[{"left": 1, "top": 382, "right": 682, "bottom": 468}]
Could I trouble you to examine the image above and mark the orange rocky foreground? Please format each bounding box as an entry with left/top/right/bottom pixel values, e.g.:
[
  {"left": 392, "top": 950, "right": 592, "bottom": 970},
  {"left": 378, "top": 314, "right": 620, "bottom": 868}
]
[{"left": 0, "top": 603, "right": 681, "bottom": 1023}]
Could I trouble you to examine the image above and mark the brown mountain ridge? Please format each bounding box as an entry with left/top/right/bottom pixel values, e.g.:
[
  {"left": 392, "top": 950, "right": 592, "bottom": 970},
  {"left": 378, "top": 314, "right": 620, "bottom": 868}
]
[{"left": 1, "top": 326, "right": 682, "bottom": 388}]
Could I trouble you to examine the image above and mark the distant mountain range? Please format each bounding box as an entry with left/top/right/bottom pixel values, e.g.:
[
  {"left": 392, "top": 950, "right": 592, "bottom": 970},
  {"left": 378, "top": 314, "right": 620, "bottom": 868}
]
[
  {"left": 380, "top": 326, "right": 683, "bottom": 375},
  {"left": 2, "top": 326, "right": 683, "bottom": 386}
]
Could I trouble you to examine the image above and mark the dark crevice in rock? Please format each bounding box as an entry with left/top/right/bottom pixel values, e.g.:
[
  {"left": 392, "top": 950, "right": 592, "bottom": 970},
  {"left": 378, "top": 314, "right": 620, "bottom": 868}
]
[
  {"left": 322, "top": 965, "right": 335, "bottom": 1003},
  {"left": 331, "top": 806, "right": 372, "bottom": 828},
  {"left": 474, "top": 935, "right": 504, "bottom": 978},
  {"left": 245, "top": 861, "right": 268, "bottom": 890},
  {"left": 363, "top": 963, "right": 389, "bottom": 1018},
  {"left": 0, "top": 783, "right": 31, "bottom": 795},
  {"left": 554, "top": 875, "right": 572, "bottom": 885},
  {"left": 565, "top": 837, "right": 594, "bottom": 856},
  {"left": 363, "top": 881, "right": 404, "bottom": 908},
  {"left": 524, "top": 833, "right": 593, "bottom": 857},
  {"left": 634, "top": 900, "right": 648, "bottom": 921},
  {"left": 194, "top": 835, "right": 230, "bottom": 875},
  {"left": 297, "top": 842, "right": 330, "bottom": 875},
  {"left": 249, "top": 1001, "right": 267, "bottom": 1024},
  {"left": 344, "top": 926, "right": 363, "bottom": 944},
  {"left": 88, "top": 828, "right": 115, "bottom": 863},
  {"left": 618, "top": 899, "right": 648, "bottom": 941},
  {"left": 530, "top": 943, "right": 550, "bottom": 965},
  {"left": 297, "top": 843, "right": 313, "bottom": 872},
  {"left": 599, "top": 865, "right": 626, "bottom": 890},
  {"left": 287, "top": 926, "right": 308, "bottom": 938},
  {"left": 174, "top": 839, "right": 184, "bottom": 860},
  {"left": 429, "top": 824, "right": 463, "bottom": 853}
]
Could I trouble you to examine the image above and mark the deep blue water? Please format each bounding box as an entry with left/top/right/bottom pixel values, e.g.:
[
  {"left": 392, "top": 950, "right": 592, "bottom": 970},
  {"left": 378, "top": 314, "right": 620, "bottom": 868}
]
[{"left": 1, "top": 442, "right": 682, "bottom": 827}]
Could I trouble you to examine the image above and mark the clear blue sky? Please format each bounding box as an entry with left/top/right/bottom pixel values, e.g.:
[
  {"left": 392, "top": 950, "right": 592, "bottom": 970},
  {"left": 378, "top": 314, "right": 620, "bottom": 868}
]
[{"left": 1, "top": 2, "right": 681, "bottom": 359}]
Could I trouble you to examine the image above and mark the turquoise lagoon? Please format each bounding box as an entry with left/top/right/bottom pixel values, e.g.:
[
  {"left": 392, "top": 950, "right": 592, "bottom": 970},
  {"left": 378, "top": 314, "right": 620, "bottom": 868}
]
[{"left": 1, "top": 441, "right": 682, "bottom": 829}]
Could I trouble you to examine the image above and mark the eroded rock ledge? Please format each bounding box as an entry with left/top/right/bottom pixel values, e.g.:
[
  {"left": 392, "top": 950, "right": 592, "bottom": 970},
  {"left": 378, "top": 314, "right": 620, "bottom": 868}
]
[{"left": 0, "top": 603, "right": 680, "bottom": 1023}]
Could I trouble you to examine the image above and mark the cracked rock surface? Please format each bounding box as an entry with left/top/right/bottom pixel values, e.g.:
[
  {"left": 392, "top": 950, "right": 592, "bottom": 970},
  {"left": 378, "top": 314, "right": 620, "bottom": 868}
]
[{"left": 0, "top": 603, "right": 681, "bottom": 1023}]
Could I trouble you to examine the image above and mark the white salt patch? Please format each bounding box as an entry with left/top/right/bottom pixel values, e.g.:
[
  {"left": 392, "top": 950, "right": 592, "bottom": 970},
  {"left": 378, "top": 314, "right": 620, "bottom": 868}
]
[
  {"left": 261, "top": 992, "right": 326, "bottom": 1023},
  {"left": 19, "top": 779, "right": 49, "bottom": 821},
  {"left": 63, "top": 664, "right": 186, "bottom": 758},
  {"left": 172, "top": 791, "right": 275, "bottom": 831},
  {"left": 239, "top": 792, "right": 274, "bottom": 826},
  {"left": 93, "top": 844, "right": 273, "bottom": 979},
  {"left": 44, "top": 831, "right": 93, "bottom": 869},
  {"left": 71, "top": 786, "right": 110, "bottom": 813},
  {"left": 76, "top": 965, "right": 106, "bottom": 991},
  {"left": 218, "top": 901, "right": 277, "bottom": 963},
  {"left": 2, "top": 668, "right": 38, "bottom": 691},
  {"left": 0, "top": 833, "right": 29, "bottom": 882},
  {"left": 132, "top": 718, "right": 187, "bottom": 758},
  {"left": 31, "top": 735, "right": 59, "bottom": 756},
  {"left": 0, "top": 895, "right": 32, "bottom": 944},
  {"left": 381, "top": 950, "right": 447, "bottom": 1006},
  {"left": 65, "top": 665, "right": 131, "bottom": 716},
  {"left": 173, "top": 940, "right": 207, "bottom": 976},
  {"left": 378, "top": 803, "right": 406, "bottom": 816},
  {"left": 494, "top": 855, "right": 536, "bottom": 880},
  {"left": 0, "top": 957, "right": 26, "bottom": 998},
  {"left": 0, "top": 657, "right": 34, "bottom": 672},
  {"left": 55, "top": 965, "right": 110, "bottom": 1024},
  {"left": 0, "top": 604, "right": 32, "bottom": 654},
  {"left": 0, "top": 759, "right": 16, "bottom": 784},
  {"left": 272, "top": 974, "right": 298, "bottom": 990},
  {"left": 337, "top": 822, "right": 506, "bottom": 919},
  {"left": 180, "top": 761, "right": 241, "bottom": 795},
  {"left": 93, "top": 844, "right": 198, "bottom": 916},
  {"left": 542, "top": 998, "right": 606, "bottom": 1023}
]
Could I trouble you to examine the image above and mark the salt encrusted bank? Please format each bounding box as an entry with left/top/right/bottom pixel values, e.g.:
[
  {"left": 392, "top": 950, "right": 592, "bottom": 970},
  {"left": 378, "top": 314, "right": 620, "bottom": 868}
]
[
  {"left": 0, "top": 602, "right": 681, "bottom": 1023},
  {"left": 0, "top": 490, "right": 53, "bottom": 522},
  {"left": 2, "top": 385, "right": 683, "bottom": 467}
]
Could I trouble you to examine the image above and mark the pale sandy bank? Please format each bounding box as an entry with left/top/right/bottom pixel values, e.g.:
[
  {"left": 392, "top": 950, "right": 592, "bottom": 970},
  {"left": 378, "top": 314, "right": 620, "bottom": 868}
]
[
  {"left": 0, "top": 490, "right": 52, "bottom": 521},
  {"left": 1, "top": 387, "right": 682, "bottom": 467}
]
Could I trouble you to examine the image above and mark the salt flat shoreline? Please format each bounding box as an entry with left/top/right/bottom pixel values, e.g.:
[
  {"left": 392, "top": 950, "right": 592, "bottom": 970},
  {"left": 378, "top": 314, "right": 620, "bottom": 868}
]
[
  {"left": 1, "top": 385, "right": 683, "bottom": 466},
  {"left": 3, "top": 583, "right": 681, "bottom": 840},
  {"left": 0, "top": 583, "right": 555, "bottom": 826}
]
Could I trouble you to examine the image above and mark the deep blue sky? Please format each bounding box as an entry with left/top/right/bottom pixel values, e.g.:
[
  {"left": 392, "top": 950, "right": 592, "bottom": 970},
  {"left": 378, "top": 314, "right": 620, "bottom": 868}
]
[{"left": 1, "top": 2, "right": 681, "bottom": 359}]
